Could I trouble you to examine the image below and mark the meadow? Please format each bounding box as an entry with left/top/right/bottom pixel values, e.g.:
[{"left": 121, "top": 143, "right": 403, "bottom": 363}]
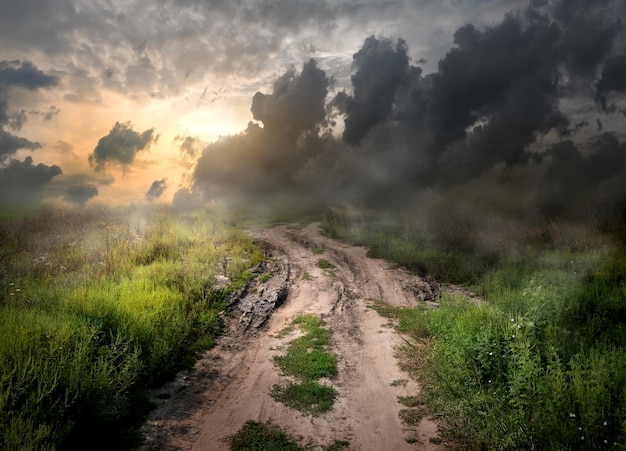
[
  {"left": 322, "top": 206, "right": 626, "bottom": 450},
  {"left": 0, "top": 205, "right": 263, "bottom": 450}
]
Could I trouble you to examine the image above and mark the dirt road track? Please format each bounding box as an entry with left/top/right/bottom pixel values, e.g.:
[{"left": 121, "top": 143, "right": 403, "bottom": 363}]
[{"left": 140, "top": 223, "right": 442, "bottom": 450}]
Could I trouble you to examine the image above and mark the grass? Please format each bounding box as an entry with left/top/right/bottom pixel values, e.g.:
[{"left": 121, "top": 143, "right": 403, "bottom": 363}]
[
  {"left": 323, "top": 207, "right": 626, "bottom": 449},
  {"left": 229, "top": 420, "right": 304, "bottom": 451},
  {"left": 0, "top": 205, "right": 263, "bottom": 450},
  {"left": 229, "top": 420, "right": 349, "bottom": 451},
  {"left": 270, "top": 314, "right": 338, "bottom": 416},
  {"left": 273, "top": 315, "right": 336, "bottom": 380},
  {"left": 270, "top": 381, "right": 336, "bottom": 416},
  {"left": 316, "top": 259, "right": 336, "bottom": 269}
]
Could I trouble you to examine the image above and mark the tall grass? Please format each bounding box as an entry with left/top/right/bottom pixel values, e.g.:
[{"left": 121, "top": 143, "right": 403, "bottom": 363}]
[
  {"left": 0, "top": 205, "right": 263, "bottom": 450},
  {"left": 322, "top": 207, "right": 626, "bottom": 449}
]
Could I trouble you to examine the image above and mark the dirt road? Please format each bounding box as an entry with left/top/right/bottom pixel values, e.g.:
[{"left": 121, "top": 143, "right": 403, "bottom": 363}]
[{"left": 140, "top": 223, "right": 442, "bottom": 450}]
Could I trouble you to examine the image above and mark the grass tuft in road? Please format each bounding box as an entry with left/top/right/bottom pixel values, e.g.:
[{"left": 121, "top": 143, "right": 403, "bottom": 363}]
[
  {"left": 271, "top": 314, "right": 338, "bottom": 416},
  {"left": 229, "top": 420, "right": 303, "bottom": 451},
  {"left": 270, "top": 381, "right": 337, "bottom": 416}
]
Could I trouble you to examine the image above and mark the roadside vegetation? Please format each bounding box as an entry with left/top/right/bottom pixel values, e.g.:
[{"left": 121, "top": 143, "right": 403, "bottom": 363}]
[
  {"left": 323, "top": 207, "right": 626, "bottom": 450},
  {"left": 0, "top": 205, "right": 263, "bottom": 450}
]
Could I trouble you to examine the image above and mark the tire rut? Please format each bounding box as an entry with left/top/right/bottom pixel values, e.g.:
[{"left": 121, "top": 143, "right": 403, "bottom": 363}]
[{"left": 139, "top": 223, "right": 444, "bottom": 451}]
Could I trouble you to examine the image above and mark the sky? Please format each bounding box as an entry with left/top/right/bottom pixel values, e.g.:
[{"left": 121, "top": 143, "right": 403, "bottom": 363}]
[{"left": 1, "top": 0, "right": 625, "bottom": 213}]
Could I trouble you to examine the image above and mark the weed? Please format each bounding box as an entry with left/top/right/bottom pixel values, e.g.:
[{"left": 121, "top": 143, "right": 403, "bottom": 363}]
[
  {"left": 259, "top": 272, "right": 273, "bottom": 283},
  {"left": 270, "top": 381, "right": 337, "bottom": 416},
  {"left": 398, "top": 396, "right": 422, "bottom": 407},
  {"left": 271, "top": 314, "right": 338, "bottom": 415},
  {"left": 324, "top": 439, "right": 350, "bottom": 450},
  {"left": 316, "top": 259, "right": 336, "bottom": 269},
  {"left": 399, "top": 407, "right": 427, "bottom": 425},
  {"left": 229, "top": 420, "right": 303, "bottom": 451},
  {"left": 311, "top": 247, "right": 324, "bottom": 255}
]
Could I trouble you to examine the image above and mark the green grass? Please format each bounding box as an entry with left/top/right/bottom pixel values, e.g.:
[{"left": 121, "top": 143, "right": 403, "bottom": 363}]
[
  {"left": 316, "top": 259, "right": 336, "bottom": 270},
  {"left": 271, "top": 314, "right": 338, "bottom": 416},
  {"left": 273, "top": 315, "right": 336, "bottom": 380},
  {"left": 324, "top": 207, "right": 626, "bottom": 449},
  {"left": 0, "top": 205, "right": 263, "bottom": 450},
  {"left": 229, "top": 420, "right": 304, "bottom": 451},
  {"left": 311, "top": 247, "right": 324, "bottom": 255},
  {"left": 270, "top": 381, "right": 337, "bottom": 416},
  {"left": 229, "top": 420, "right": 349, "bottom": 450}
]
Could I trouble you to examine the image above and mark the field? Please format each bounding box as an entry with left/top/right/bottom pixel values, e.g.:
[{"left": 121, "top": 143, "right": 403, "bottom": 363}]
[
  {"left": 322, "top": 207, "right": 626, "bottom": 450},
  {"left": 0, "top": 205, "right": 263, "bottom": 450},
  {"left": 2, "top": 201, "right": 625, "bottom": 450}
]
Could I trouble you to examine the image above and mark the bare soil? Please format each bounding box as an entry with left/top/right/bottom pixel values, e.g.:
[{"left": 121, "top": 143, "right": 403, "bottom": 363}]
[{"left": 139, "top": 223, "right": 445, "bottom": 450}]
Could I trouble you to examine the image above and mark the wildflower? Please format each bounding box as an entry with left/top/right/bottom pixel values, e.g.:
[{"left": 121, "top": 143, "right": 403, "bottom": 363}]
[
  {"left": 15, "top": 288, "right": 20, "bottom": 292},
  {"left": 9, "top": 282, "right": 14, "bottom": 286},
  {"left": 578, "top": 427, "right": 582, "bottom": 431},
  {"left": 581, "top": 436, "right": 584, "bottom": 440},
  {"left": 488, "top": 352, "right": 493, "bottom": 356},
  {"left": 604, "top": 421, "right": 608, "bottom": 426},
  {"left": 511, "top": 318, "right": 515, "bottom": 322},
  {"left": 569, "top": 413, "right": 576, "bottom": 418},
  {"left": 512, "top": 335, "right": 516, "bottom": 338},
  {"left": 517, "top": 324, "right": 522, "bottom": 329}
]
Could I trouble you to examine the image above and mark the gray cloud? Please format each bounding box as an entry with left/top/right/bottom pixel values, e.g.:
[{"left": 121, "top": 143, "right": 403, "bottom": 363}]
[
  {"left": 0, "top": 60, "right": 59, "bottom": 160},
  {"left": 174, "top": 135, "right": 202, "bottom": 159},
  {"left": 341, "top": 36, "right": 411, "bottom": 145},
  {"left": 172, "top": 187, "right": 203, "bottom": 211},
  {"left": 534, "top": 134, "right": 626, "bottom": 214},
  {"left": 186, "top": 0, "right": 626, "bottom": 216},
  {"left": 63, "top": 184, "right": 99, "bottom": 205},
  {"left": 251, "top": 59, "right": 329, "bottom": 136},
  {"left": 88, "top": 121, "right": 158, "bottom": 172},
  {"left": 0, "top": 156, "right": 62, "bottom": 205},
  {"left": 0, "top": 60, "right": 59, "bottom": 91},
  {"left": 0, "top": 128, "right": 41, "bottom": 160},
  {"left": 596, "top": 54, "right": 626, "bottom": 110},
  {"left": 145, "top": 178, "right": 167, "bottom": 201},
  {"left": 193, "top": 59, "right": 333, "bottom": 202}
]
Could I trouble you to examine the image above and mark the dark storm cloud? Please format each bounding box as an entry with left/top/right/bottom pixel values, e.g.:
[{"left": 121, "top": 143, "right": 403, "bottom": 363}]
[
  {"left": 184, "top": 0, "right": 626, "bottom": 215},
  {"left": 596, "top": 54, "right": 626, "bottom": 110},
  {"left": 333, "top": 13, "right": 569, "bottom": 192},
  {"left": 0, "top": 61, "right": 59, "bottom": 160},
  {"left": 534, "top": 134, "right": 626, "bottom": 213},
  {"left": 145, "top": 179, "right": 167, "bottom": 201},
  {"left": 0, "top": 129, "right": 41, "bottom": 160},
  {"left": 251, "top": 59, "right": 329, "bottom": 135},
  {"left": 88, "top": 121, "right": 158, "bottom": 172},
  {"left": 341, "top": 36, "right": 411, "bottom": 145},
  {"left": 0, "top": 60, "right": 59, "bottom": 90},
  {"left": 63, "top": 184, "right": 99, "bottom": 205},
  {"left": 193, "top": 59, "right": 333, "bottom": 201},
  {"left": 0, "top": 156, "right": 62, "bottom": 205}
]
